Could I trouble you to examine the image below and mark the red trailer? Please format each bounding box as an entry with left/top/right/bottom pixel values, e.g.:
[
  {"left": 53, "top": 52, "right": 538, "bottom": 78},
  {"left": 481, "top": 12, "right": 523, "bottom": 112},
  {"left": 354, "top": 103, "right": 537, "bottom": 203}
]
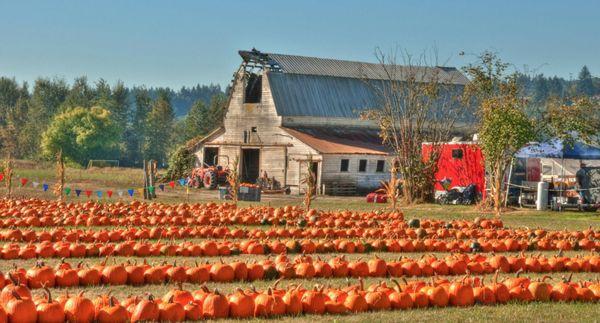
[{"left": 422, "top": 142, "right": 486, "bottom": 199}]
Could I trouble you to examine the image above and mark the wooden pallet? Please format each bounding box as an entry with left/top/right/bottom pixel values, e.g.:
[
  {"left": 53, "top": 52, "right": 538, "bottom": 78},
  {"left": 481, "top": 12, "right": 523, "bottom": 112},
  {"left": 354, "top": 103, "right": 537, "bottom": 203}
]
[{"left": 324, "top": 182, "right": 357, "bottom": 196}]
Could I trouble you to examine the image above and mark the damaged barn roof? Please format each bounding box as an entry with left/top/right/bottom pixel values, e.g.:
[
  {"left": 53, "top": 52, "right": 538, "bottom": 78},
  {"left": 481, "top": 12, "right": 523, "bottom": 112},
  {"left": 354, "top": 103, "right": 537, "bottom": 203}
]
[
  {"left": 239, "top": 49, "right": 468, "bottom": 119},
  {"left": 282, "top": 126, "right": 389, "bottom": 155},
  {"left": 239, "top": 49, "right": 469, "bottom": 84}
]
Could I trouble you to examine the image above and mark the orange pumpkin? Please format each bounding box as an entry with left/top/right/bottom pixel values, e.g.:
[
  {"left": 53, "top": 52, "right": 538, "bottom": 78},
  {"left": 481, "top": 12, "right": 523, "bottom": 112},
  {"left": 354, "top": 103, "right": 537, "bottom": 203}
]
[
  {"left": 36, "top": 287, "right": 65, "bottom": 323},
  {"left": 6, "top": 291, "right": 37, "bottom": 323},
  {"left": 64, "top": 292, "right": 95, "bottom": 323},
  {"left": 130, "top": 294, "right": 160, "bottom": 322},
  {"left": 202, "top": 289, "right": 230, "bottom": 319},
  {"left": 228, "top": 288, "right": 254, "bottom": 318}
]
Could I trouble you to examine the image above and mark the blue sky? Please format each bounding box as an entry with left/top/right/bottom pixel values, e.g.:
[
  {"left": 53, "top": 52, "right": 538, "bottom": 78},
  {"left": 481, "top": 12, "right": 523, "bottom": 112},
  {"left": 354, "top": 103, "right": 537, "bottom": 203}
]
[{"left": 0, "top": 0, "right": 598, "bottom": 88}]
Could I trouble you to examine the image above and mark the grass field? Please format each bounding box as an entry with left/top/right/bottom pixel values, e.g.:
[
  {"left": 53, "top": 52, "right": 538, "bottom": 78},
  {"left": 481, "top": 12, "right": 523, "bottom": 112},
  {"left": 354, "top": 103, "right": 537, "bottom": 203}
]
[{"left": 1, "top": 164, "right": 599, "bottom": 322}]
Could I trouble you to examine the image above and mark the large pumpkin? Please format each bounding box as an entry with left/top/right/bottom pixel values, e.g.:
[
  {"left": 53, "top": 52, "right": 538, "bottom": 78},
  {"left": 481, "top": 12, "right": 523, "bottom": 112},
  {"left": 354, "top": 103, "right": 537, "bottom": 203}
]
[
  {"left": 64, "top": 292, "right": 95, "bottom": 323},
  {"left": 36, "top": 288, "right": 65, "bottom": 323},
  {"left": 6, "top": 291, "right": 37, "bottom": 323},
  {"left": 130, "top": 294, "right": 160, "bottom": 322}
]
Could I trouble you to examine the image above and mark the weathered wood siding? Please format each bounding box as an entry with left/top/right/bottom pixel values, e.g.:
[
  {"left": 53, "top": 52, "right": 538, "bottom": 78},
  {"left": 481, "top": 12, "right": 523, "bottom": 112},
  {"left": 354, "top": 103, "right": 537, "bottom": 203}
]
[
  {"left": 197, "top": 69, "right": 318, "bottom": 189},
  {"left": 321, "top": 154, "right": 393, "bottom": 193}
]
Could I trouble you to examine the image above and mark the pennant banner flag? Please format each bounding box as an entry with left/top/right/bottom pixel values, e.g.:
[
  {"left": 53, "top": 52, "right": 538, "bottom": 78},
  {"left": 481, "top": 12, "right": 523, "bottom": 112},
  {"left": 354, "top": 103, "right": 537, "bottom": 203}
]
[
  {"left": 148, "top": 186, "right": 155, "bottom": 194},
  {"left": 117, "top": 190, "right": 124, "bottom": 198},
  {"left": 137, "top": 188, "right": 144, "bottom": 197},
  {"left": 20, "top": 178, "right": 28, "bottom": 187},
  {"left": 159, "top": 184, "right": 165, "bottom": 191},
  {"left": 75, "top": 189, "right": 82, "bottom": 197},
  {"left": 178, "top": 178, "right": 186, "bottom": 186},
  {"left": 168, "top": 181, "right": 175, "bottom": 188},
  {"left": 96, "top": 191, "right": 102, "bottom": 198},
  {"left": 0, "top": 173, "right": 4, "bottom": 181},
  {"left": 106, "top": 190, "right": 113, "bottom": 198},
  {"left": 85, "top": 190, "right": 92, "bottom": 198},
  {"left": 65, "top": 187, "right": 71, "bottom": 196},
  {"left": 32, "top": 182, "right": 40, "bottom": 188},
  {"left": 127, "top": 189, "right": 134, "bottom": 197},
  {"left": 42, "top": 184, "right": 49, "bottom": 192}
]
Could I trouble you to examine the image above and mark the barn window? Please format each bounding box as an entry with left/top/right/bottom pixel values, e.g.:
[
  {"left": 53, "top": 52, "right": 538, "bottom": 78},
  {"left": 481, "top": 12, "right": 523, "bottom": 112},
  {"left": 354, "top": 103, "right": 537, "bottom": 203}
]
[
  {"left": 358, "top": 159, "right": 367, "bottom": 172},
  {"left": 376, "top": 160, "right": 385, "bottom": 172},
  {"left": 244, "top": 73, "right": 262, "bottom": 103},
  {"left": 452, "top": 149, "right": 463, "bottom": 159},
  {"left": 340, "top": 159, "right": 349, "bottom": 172}
]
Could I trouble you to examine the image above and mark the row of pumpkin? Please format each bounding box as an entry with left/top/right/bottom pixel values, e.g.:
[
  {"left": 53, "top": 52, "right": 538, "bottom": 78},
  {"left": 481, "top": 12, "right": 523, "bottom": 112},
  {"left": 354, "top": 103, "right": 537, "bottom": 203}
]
[
  {"left": 4, "top": 252, "right": 600, "bottom": 289},
  {"left": 1, "top": 199, "right": 506, "bottom": 229},
  {"left": 0, "top": 274, "right": 599, "bottom": 322},
  {"left": 0, "top": 237, "right": 596, "bottom": 262},
  {"left": 0, "top": 223, "right": 596, "bottom": 242}
]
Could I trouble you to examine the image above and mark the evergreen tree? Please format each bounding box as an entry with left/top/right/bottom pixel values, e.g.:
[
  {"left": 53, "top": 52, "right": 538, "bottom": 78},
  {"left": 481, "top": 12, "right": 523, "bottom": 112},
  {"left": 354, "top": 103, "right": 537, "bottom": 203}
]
[
  {"left": 143, "top": 89, "right": 174, "bottom": 165},
  {"left": 532, "top": 74, "right": 549, "bottom": 104},
  {"left": 63, "top": 76, "right": 95, "bottom": 109},
  {"left": 207, "top": 93, "right": 227, "bottom": 129},
  {"left": 576, "top": 66, "right": 595, "bottom": 96},
  {"left": 184, "top": 99, "right": 210, "bottom": 141},
  {"left": 21, "top": 78, "right": 69, "bottom": 158},
  {"left": 547, "top": 76, "right": 565, "bottom": 98},
  {"left": 122, "top": 87, "right": 152, "bottom": 166}
]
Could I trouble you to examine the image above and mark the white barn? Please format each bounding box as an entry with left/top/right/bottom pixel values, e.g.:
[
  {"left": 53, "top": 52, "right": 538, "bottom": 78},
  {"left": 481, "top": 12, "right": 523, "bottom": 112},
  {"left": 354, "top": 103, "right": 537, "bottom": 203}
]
[{"left": 193, "top": 49, "right": 468, "bottom": 195}]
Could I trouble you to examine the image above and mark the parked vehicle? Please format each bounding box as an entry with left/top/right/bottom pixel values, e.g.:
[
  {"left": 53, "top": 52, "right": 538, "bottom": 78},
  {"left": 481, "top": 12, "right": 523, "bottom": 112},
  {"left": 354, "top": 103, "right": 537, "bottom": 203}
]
[{"left": 189, "top": 155, "right": 230, "bottom": 189}]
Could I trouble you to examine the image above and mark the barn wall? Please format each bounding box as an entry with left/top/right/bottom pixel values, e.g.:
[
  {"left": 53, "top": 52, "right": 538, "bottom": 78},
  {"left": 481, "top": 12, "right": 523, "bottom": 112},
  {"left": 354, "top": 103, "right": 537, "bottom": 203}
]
[
  {"left": 196, "top": 68, "right": 319, "bottom": 189},
  {"left": 320, "top": 154, "right": 392, "bottom": 193}
]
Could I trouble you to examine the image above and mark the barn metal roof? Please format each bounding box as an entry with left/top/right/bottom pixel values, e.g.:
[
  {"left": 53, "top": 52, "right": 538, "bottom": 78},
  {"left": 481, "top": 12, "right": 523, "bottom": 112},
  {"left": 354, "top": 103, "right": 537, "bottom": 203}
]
[
  {"left": 282, "top": 126, "right": 389, "bottom": 155},
  {"left": 239, "top": 50, "right": 469, "bottom": 84},
  {"left": 240, "top": 49, "right": 468, "bottom": 118},
  {"left": 268, "top": 73, "right": 380, "bottom": 118}
]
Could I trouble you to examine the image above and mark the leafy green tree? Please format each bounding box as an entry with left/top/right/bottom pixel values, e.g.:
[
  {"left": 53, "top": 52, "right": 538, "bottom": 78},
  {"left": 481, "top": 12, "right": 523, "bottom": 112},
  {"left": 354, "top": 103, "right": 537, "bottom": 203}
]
[
  {"left": 41, "top": 106, "right": 120, "bottom": 165},
  {"left": 464, "top": 52, "right": 536, "bottom": 215},
  {"left": 143, "top": 90, "right": 174, "bottom": 165},
  {"left": 165, "top": 144, "right": 196, "bottom": 180},
  {"left": 576, "top": 66, "right": 595, "bottom": 96}
]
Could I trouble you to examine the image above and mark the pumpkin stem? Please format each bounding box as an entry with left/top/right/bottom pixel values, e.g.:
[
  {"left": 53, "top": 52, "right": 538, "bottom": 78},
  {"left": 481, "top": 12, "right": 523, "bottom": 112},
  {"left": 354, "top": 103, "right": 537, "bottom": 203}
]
[
  {"left": 391, "top": 279, "right": 403, "bottom": 292},
  {"left": 7, "top": 273, "right": 19, "bottom": 285},
  {"left": 515, "top": 268, "right": 523, "bottom": 278},
  {"left": 44, "top": 287, "right": 52, "bottom": 302},
  {"left": 11, "top": 291, "right": 22, "bottom": 300}
]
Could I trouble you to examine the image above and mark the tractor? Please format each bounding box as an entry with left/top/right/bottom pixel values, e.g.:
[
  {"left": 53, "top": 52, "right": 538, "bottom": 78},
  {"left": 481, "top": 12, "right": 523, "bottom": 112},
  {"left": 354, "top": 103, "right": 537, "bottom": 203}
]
[{"left": 190, "top": 155, "right": 230, "bottom": 189}]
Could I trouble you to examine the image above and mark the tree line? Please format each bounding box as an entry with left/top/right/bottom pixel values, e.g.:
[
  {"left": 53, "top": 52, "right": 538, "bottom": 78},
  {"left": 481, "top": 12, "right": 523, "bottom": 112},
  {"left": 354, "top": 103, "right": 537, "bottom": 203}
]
[{"left": 0, "top": 76, "right": 227, "bottom": 167}]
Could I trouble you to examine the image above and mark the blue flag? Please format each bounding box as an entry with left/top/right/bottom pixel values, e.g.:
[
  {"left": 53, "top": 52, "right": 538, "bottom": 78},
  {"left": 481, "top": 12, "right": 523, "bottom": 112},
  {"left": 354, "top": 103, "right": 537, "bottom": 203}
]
[
  {"left": 42, "top": 183, "right": 49, "bottom": 191},
  {"left": 159, "top": 184, "right": 165, "bottom": 191},
  {"left": 96, "top": 191, "right": 102, "bottom": 198},
  {"left": 178, "top": 178, "right": 186, "bottom": 186},
  {"left": 127, "top": 189, "right": 134, "bottom": 197},
  {"left": 75, "top": 189, "right": 82, "bottom": 197}
]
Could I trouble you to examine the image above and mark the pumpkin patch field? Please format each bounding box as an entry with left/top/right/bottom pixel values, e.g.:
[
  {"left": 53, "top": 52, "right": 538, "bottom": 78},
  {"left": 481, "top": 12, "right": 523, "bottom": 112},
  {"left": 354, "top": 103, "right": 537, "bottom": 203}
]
[{"left": 0, "top": 198, "right": 597, "bottom": 322}]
